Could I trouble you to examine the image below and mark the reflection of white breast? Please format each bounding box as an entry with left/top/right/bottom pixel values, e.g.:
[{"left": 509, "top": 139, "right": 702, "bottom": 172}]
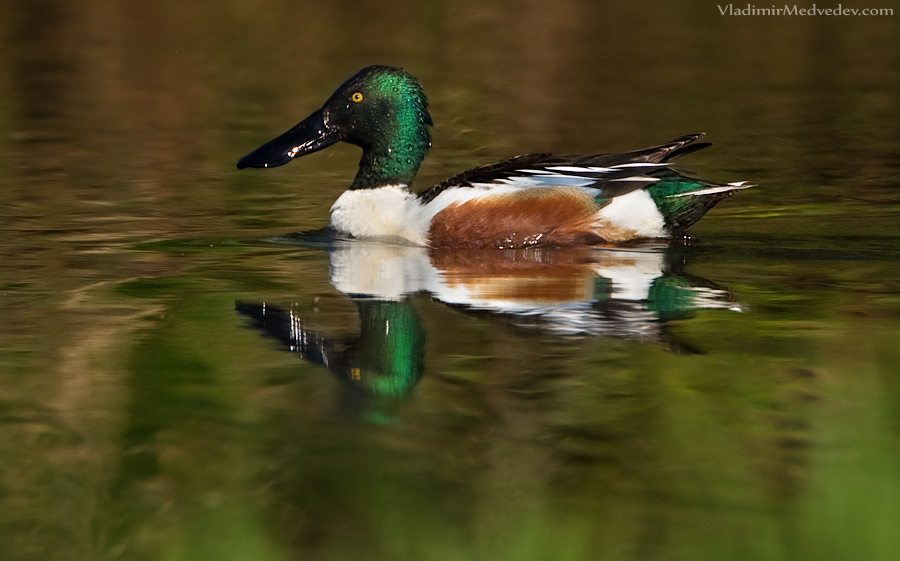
[
  {"left": 328, "top": 241, "right": 440, "bottom": 300},
  {"left": 328, "top": 240, "right": 667, "bottom": 309}
]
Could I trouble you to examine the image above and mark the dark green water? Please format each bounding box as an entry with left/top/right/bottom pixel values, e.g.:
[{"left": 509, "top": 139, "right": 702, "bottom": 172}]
[{"left": 2, "top": 1, "right": 900, "bottom": 560}]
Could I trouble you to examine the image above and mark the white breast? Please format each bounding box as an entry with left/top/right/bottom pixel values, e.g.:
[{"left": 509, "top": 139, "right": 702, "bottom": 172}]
[
  {"left": 328, "top": 184, "right": 522, "bottom": 246},
  {"left": 329, "top": 186, "right": 431, "bottom": 245}
]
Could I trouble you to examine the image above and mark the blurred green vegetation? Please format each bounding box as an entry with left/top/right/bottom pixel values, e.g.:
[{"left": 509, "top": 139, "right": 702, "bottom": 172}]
[{"left": 3, "top": 235, "right": 900, "bottom": 560}]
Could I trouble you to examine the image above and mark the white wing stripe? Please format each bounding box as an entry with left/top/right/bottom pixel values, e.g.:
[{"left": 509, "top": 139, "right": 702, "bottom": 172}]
[
  {"left": 545, "top": 165, "right": 599, "bottom": 173},
  {"left": 666, "top": 184, "right": 750, "bottom": 197},
  {"left": 613, "top": 162, "right": 669, "bottom": 168},
  {"left": 611, "top": 176, "right": 660, "bottom": 183}
]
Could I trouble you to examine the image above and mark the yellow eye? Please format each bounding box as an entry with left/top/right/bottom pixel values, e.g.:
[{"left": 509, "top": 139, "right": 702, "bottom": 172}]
[{"left": 351, "top": 92, "right": 363, "bottom": 103}]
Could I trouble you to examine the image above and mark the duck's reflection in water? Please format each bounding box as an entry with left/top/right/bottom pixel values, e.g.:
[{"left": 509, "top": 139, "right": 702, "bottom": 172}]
[
  {"left": 237, "top": 298, "right": 425, "bottom": 400},
  {"left": 237, "top": 239, "right": 741, "bottom": 404}
]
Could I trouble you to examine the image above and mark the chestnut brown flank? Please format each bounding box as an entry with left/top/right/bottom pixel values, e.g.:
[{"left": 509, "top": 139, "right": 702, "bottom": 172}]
[{"left": 428, "top": 187, "right": 602, "bottom": 249}]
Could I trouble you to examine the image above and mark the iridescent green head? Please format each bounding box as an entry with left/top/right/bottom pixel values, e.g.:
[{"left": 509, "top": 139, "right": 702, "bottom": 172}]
[{"left": 237, "top": 66, "right": 433, "bottom": 190}]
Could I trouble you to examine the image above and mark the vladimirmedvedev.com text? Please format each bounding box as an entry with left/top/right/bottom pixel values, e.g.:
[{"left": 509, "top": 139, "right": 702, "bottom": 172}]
[{"left": 718, "top": 4, "right": 893, "bottom": 15}]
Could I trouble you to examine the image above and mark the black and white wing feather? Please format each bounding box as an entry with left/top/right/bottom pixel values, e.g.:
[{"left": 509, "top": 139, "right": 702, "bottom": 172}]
[{"left": 418, "top": 133, "right": 710, "bottom": 203}]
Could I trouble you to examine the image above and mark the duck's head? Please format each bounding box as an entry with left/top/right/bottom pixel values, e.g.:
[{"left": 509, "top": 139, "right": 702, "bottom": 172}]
[{"left": 237, "top": 65, "right": 433, "bottom": 190}]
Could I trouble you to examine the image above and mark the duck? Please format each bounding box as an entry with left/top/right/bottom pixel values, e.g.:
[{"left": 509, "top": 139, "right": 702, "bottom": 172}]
[{"left": 237, "top": 65, "right": 750, "bottom": 249}]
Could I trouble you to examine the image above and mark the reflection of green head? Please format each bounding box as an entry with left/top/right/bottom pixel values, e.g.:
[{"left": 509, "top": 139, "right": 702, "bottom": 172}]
[
  {"left": 235, "top": 298, "right": 426, "bottom": 401},
  {"left": 340, "top": 299, "right": 426, "bottom": 398}
]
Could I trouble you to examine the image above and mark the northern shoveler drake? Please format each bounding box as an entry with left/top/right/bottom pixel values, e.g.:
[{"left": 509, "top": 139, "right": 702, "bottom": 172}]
[{"left": 237, "top": 65, "right": 750, "bottom": 249}]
